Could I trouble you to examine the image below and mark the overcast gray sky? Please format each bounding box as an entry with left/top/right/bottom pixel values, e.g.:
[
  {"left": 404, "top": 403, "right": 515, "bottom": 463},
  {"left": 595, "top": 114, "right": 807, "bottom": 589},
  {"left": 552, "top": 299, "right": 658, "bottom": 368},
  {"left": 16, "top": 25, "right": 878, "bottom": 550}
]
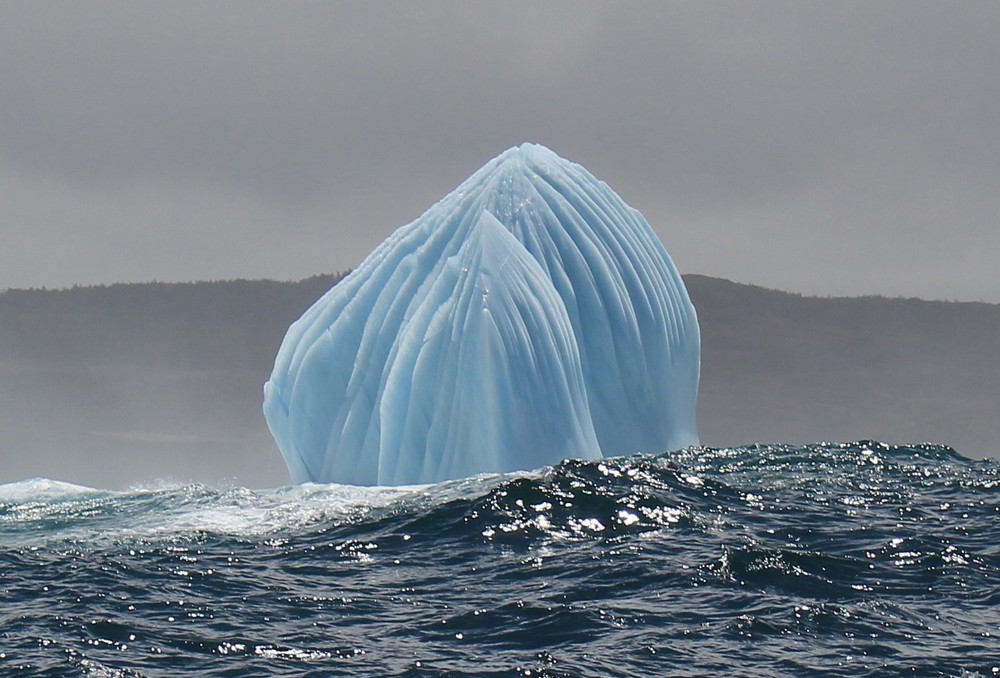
[{"left": 2, "top": 1, "right": 998, "bottom": 301}]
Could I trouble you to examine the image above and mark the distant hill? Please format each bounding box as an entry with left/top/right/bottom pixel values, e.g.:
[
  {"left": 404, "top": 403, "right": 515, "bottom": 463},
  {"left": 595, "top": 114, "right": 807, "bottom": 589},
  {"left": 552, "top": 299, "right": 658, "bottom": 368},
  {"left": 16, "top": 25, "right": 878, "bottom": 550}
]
[
  {"left": 1, "top": 273, "right": 996, "bottom": 488},
  {"left": 0, "top": 273, "right": 349, "bottom": 488},
  {"left": 687, "top": 275, "right": 999, "bottom": 457}
]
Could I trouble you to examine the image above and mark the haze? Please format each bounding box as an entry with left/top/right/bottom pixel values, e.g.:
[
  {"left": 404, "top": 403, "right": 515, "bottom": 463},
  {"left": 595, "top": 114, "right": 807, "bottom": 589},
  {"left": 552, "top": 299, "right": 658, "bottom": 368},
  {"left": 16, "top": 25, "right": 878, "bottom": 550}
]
[
  {"left": 2, "top": 1, "right": 998, "bottom": 302},
  {"left": 1, "top": 3, "right": 998, "bottom": 488}
]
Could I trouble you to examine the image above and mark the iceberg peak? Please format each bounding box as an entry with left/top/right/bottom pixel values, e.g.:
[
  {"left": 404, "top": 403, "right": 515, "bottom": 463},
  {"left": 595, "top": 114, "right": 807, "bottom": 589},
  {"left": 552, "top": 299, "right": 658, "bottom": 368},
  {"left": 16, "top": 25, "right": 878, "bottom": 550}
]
[{"left": 264, "top": 144, "right": 700, "bottom": 486}]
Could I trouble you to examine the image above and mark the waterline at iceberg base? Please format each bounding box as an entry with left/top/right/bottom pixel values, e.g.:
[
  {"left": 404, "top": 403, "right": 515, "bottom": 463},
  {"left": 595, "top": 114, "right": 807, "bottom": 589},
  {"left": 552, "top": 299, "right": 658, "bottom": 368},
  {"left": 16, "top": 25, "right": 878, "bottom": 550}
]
[{"left": 264, "top": 144, "right": 700, "bottom": 486}]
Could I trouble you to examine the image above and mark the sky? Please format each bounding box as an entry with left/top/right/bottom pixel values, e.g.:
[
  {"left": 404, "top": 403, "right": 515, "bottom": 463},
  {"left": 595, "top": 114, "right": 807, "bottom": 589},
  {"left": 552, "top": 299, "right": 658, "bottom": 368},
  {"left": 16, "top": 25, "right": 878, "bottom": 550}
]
[{"left": 2, "top": 1, "right": 998, "bottom": 302}]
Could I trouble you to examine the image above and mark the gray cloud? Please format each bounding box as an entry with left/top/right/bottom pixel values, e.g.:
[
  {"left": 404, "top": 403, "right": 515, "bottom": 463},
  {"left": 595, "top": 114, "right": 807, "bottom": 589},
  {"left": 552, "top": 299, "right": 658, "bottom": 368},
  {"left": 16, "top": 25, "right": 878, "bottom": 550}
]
[{"left": 1, "top": 0, "right": 998, "bottom": 300}]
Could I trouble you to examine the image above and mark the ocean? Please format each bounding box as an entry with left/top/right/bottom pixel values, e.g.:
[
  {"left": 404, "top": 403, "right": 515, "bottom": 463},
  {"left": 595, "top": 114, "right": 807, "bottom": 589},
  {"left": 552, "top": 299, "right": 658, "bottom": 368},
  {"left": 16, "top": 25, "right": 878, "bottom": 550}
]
[{"left": 1, "top": 441, "right": 997, "bottom": 676}]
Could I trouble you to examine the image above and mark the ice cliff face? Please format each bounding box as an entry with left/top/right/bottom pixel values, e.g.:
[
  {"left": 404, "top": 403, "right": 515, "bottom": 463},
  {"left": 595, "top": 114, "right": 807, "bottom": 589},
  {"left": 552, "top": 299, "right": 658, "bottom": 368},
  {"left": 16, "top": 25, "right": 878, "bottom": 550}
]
[{"left": 264, "top": 144, "right": 700, "bottom": 486}]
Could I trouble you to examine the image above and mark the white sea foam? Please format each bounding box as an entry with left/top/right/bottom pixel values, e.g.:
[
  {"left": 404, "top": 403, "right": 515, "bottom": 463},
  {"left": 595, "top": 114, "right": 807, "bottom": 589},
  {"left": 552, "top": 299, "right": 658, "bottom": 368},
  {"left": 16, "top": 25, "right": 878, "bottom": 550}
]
[{"left": 0, "top": 477, "right": 100, "bottom": 502}]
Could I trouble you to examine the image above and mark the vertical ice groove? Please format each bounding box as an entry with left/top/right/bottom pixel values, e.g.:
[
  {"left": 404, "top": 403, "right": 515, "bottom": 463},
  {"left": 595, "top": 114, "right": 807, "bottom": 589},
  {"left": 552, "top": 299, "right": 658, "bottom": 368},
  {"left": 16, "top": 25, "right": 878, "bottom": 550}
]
[{"left": 264, "top": 143, "right": 700, "bottom": 486}]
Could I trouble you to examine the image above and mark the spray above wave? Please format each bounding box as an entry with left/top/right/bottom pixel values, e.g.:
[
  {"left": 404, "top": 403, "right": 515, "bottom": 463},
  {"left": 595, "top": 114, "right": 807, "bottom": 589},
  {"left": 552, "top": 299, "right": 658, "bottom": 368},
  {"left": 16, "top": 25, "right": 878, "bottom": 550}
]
[{"left": 264, "top": 144, "right": 700, "bottom": 486}]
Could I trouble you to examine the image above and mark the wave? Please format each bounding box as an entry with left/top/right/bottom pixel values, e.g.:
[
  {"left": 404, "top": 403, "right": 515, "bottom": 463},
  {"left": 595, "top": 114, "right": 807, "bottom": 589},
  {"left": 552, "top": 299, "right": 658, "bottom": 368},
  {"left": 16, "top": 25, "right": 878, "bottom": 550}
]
[
  {"left": 2, "top": 441, "right": 997, "bottom": 676},
  {"left": 0, "top": 477, "right": 103, "bottom": 501},
  {"left": 0, "top": 441, "right": 985, "bottom": 548}
]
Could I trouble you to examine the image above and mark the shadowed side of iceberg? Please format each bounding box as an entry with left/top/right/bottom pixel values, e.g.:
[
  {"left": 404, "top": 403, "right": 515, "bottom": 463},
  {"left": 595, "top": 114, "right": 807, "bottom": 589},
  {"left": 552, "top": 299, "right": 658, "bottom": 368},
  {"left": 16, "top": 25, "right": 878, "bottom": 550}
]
[
  {"left": 264, "top": 143, "right": 699, "bottom": 486},
  {"left": 478, "top": 145, "right": 700, "bottom": 456}
]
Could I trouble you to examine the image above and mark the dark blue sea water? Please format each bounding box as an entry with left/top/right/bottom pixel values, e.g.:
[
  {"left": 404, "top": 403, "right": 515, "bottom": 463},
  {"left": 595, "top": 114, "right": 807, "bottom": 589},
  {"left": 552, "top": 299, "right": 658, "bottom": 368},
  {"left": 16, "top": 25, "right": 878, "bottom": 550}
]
[{"left": 1, "top": 442, "right": 998, "bottom": 676}]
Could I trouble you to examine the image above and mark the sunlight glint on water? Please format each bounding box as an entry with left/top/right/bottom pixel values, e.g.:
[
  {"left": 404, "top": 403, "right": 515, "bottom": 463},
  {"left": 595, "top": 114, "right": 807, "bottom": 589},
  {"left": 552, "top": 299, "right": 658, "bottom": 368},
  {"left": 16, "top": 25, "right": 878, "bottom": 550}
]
[{"left": 1, "top": 442, "right": 998, "bottom": 676}]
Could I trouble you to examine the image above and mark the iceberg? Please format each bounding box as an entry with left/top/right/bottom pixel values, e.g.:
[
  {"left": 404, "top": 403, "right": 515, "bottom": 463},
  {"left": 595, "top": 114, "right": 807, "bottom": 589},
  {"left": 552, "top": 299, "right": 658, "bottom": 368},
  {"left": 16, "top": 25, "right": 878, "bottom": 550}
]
[{"left": 264, "top": 144, "right": 700, "bottom": 486}]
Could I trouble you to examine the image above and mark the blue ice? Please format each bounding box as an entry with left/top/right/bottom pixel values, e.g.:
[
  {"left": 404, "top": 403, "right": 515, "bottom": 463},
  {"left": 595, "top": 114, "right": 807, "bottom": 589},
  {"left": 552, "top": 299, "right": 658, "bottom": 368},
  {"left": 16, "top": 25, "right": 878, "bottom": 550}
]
[{"left": 264, "top": 144, "right": 700, "bottom": 486}]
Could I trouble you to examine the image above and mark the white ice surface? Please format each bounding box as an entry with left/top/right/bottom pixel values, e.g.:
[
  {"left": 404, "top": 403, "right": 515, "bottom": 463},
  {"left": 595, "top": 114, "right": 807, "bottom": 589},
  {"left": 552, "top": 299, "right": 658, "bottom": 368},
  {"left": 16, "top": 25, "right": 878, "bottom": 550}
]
[{"left": 264, "top": 144, "right": 700, "bottom": 485}]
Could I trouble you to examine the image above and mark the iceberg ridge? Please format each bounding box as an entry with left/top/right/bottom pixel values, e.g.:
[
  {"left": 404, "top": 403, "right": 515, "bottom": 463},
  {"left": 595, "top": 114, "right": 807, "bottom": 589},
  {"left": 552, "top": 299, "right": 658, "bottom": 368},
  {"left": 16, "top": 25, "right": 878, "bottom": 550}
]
[{"left": 264, "top": 143, "right": 699, "bottom": 485}]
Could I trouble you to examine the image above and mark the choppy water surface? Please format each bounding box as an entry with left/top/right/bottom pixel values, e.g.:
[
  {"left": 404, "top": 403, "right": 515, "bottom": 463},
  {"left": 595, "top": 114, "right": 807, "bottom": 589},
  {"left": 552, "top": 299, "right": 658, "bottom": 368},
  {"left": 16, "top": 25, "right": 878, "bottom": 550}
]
[{"left": 1, "top": 442, "right": 998, "bottom": 676}]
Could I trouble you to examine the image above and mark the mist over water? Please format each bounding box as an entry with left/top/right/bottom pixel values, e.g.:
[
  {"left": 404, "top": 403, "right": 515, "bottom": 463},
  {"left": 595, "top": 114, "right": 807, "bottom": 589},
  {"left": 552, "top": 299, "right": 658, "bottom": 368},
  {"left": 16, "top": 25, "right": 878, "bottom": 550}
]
[
  {"left": 2, "top": 441, "right": 997, "bottom": 676},
  {"left": 3, "top": 275, "right": 998, "bottom": 490}
]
